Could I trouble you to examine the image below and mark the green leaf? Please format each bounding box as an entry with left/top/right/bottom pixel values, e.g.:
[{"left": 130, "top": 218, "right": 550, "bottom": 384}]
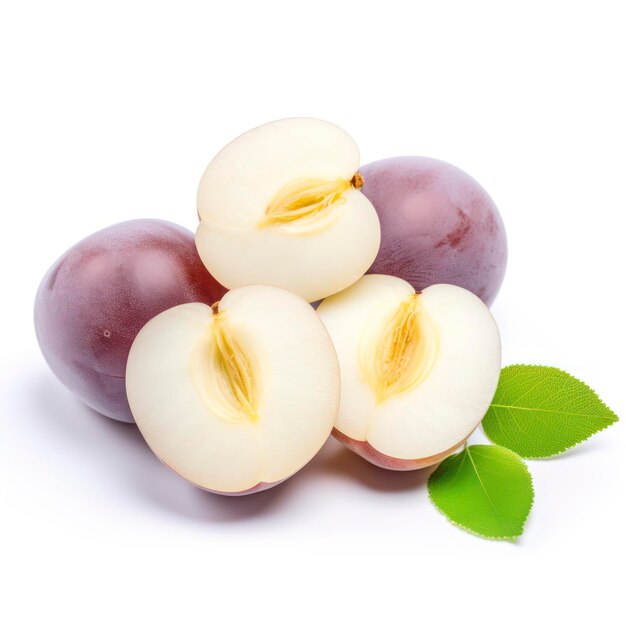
[
  {"left": 483, "top": 365, "right": 619, "bottom": 458},
  {"left": 428, "top": 444, "right": 533, "bottom": 540}
]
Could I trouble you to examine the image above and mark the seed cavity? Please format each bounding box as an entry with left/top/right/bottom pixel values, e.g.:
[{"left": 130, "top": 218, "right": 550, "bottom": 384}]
[
  {"left": 259, "top": 173, "right": 362, "bottom": 232},
  {"left": 360, "top": 294, "right": 439, "bottom": 404},
  {"left": 204, "top": 311, "right": 258, "bottom": 424}
]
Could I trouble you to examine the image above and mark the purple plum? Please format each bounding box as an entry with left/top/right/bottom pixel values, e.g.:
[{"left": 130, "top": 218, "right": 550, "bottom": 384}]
[
  {"left": 360, "top": 156, "right": 507, "bottom": 305},
  {"left": 34, "top": 219, "right": 226, "bottom": 422}
]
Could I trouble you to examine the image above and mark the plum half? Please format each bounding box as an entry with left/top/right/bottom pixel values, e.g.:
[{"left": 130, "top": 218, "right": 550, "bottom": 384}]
[
  {"left": 125, "top": 285, "right": 340, "bottom": 494},
  {"left": 317, "top": 275, "right": 501, "bottom": 470},
  {"left": 360, "top": 156, "right": 507, "bottom": 306},
  {"left": 196, "top": 118, "right": 381, "bottom": 302},
  {"left": 34, "top": 219, "right": 226, "bottom": 422}
]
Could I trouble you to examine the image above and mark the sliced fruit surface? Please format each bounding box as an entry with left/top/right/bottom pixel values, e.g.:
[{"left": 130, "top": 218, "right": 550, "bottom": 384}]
[
  {"left": 126, "top": 285, "right": 340, "bottom": 494},
  {"left": 196, "top": 118, "right": 381, "bottom": 302},
  {"left": 317, "top": 275, "right": 501, "bottom": 469}
]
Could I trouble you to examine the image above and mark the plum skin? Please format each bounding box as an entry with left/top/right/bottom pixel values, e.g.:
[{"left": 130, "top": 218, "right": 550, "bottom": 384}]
[
  {"left": 210, "top": 482, "right": 280, "bottom": 496},
  {"left": 360, "top": 156, "right": 507, "bottom": 306},
  {"left": 333, "top": 428, "right": 473, "bottom": 471},
  {"left": 34, "top": 219, "right": 226, "bottom": 423}
]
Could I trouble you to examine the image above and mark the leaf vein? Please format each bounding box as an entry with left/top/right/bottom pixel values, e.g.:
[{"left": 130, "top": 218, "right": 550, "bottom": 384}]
[
  {"left": 465, "top": 447, "right": 506, "bottom": 531},
  {"left": 490, "top": 404, "right": 616, "bottom": 420}
]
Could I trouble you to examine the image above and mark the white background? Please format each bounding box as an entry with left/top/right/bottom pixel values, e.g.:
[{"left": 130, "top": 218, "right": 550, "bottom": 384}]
[{"left": 1, "top": 1, "right": 625, "bottom": 624}]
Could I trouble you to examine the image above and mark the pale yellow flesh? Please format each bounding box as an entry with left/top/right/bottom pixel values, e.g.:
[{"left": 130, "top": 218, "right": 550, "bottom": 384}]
[
  {"left": 200, "top": 312, "right": 259, "bottom": 424},
  {"left": 317, "top": 276, "right": 502, "bottom": 461},
  {"left": 126, "top": 286, "right": 340, "bottom": 493},
  {"left": 259, "top": 177, "right": 351, "bottom": 232},
  {"left": 360, "top": 293, "right": 439, "bottom": 405}
]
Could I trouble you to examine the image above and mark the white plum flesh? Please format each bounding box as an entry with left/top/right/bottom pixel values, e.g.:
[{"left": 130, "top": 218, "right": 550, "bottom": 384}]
[
  {"left": 126, "top": 285, "right": 340, "bottom": 494},
  {"left": 317, "top": 275, "right": 501, "bottom": 470},
  {"left": 196, "top": 118, "right": 381, "bottom": 302}
]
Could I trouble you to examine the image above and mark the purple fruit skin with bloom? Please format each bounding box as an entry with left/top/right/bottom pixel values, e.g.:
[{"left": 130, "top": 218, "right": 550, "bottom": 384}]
[
  {"left": 360, "top": 156, "right": 507, "bottom": 306},
  {"left": 34, "top": 219, "right": 226, "bottom": 422}
]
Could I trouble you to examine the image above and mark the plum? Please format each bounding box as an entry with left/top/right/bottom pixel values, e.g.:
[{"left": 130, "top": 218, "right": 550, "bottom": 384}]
[
  {"left": 360, "top": 157, "right": 507, "bottom": 306},
  {"left": 317, "top": 275, "right": 501, "bottom": 470},
  {"left": 126, "top": 285, "right": 340, "bottom": 494},
  {"left": 34, "top": 219, "right": 226, "bottom": 422},
  {"left": 196, "top": 118, "right": 380, "bottom": 302}
]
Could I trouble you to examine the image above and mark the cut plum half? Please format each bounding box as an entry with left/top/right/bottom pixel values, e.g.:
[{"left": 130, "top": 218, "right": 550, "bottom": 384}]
[
  {"left": 126, "top": 285, "right": 340, "bottom": 494},
  {"left": 317, "top": 275, "right": 501, "bottom": 470},
  {"left": 196, "top": 118, "right": 381, "bottom": 302}
]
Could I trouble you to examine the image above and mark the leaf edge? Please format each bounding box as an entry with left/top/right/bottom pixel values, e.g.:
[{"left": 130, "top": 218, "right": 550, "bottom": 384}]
[
  {"left": 427, "top": 444, "right": 535, "bottom": 541},
  {"left": 483, "top": 364, "right": 619, "bottom": 459}
]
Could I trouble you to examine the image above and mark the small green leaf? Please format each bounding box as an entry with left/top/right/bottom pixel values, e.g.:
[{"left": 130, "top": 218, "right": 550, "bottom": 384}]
[
  {"left": 428, "top": 445, "right": 533, "bottom": 540},
  {"left": 483, "top": 365, "right": 619, "bottom": 458}
]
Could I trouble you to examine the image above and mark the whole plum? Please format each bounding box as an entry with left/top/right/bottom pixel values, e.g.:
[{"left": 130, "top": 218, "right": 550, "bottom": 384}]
[
  {"left": 34, "top": 219, "right": 226, "bottom": 422},
  {"left": 360, "top": 157, "right": 507, "bottom": 305}
]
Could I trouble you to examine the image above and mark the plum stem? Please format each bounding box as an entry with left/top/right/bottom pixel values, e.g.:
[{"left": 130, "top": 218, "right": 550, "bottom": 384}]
[{"left": 351, "top": 172, "right": 364, "bottom": 189}]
